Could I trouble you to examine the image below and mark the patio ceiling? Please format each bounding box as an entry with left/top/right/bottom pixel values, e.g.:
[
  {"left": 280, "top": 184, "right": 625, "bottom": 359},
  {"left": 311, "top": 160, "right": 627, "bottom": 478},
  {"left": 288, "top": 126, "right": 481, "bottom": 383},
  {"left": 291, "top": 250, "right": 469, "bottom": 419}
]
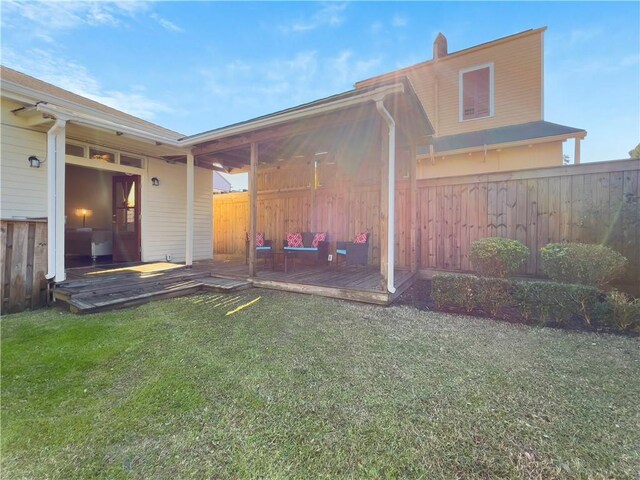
[{"left": 165, "top": 77, "right": 433, "bottom": 173}]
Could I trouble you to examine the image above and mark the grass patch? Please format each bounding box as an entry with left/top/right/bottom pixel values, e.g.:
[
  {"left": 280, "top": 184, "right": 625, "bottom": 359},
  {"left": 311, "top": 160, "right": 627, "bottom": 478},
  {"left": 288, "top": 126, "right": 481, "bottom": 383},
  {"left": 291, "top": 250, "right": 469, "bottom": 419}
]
[{"left": 2, "top": 291, "right": 639, "bottom": 478}]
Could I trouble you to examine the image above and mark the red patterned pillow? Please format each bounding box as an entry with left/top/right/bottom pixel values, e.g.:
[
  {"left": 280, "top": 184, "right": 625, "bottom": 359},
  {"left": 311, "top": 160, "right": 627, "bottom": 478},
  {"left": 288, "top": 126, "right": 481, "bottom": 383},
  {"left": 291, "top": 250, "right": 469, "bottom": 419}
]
[
  {"left": 312, "top": 232, "right": 327, "bottom": 248},
  {"left": 256, "top": 232, "right": 264, "bottom": 247},
  {"left": 354, "top": 231, "right": 368, "bottom": 244},
  {"left": 286, "top": 232, "right": 303, "bottom": 247}
]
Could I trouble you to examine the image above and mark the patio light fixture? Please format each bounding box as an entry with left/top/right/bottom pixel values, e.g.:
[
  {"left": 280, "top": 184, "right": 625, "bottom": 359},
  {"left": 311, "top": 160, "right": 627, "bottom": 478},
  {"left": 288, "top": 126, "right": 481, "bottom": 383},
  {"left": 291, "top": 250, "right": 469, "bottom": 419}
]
[{"left": 28, "top": 155, "right": 44, "bottom": 168}]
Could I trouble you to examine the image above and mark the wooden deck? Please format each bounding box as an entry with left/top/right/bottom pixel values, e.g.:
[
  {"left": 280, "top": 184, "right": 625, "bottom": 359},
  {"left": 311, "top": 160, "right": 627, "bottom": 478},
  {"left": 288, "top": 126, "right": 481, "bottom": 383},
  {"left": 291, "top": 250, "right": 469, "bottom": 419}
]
[
  {"left": 193, "top": 258, "right": 415, "bottom": 305},
  {"left": 53, "top": 259, "right": 416, "bottom": 313}
]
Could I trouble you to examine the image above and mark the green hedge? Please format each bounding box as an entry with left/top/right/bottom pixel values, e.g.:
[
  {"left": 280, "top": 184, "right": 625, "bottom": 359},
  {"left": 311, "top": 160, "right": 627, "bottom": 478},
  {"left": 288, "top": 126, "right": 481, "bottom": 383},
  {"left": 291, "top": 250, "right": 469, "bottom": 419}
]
[
  {"left": 432, "top": 273, "right": 511, "bottom": 316},
  {"left": 469, "top": 237, "right": 529, "bottom": 278},
  {"left": 431, "top": 273, "right": 636, "bottom": 330},
  {"left": 540, "top": 243, "right": 627, "bottom": 289},
  {"left": 512, "top": 280, "right": 602, "bottom": 325}
]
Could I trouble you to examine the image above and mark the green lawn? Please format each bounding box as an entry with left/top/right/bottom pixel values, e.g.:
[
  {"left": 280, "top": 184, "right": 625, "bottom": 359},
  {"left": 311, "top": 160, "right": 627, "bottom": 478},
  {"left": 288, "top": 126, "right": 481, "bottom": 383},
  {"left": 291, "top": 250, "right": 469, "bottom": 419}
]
[{"left": 2, "top": 290, "right": 639, "bottom": 479}]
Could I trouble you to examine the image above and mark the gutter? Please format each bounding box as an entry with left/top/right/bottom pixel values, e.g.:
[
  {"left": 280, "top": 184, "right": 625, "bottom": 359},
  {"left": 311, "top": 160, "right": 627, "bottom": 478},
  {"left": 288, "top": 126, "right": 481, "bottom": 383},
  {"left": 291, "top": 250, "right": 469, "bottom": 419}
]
[{"left": 375, "top": 99, "right": 397, "bottom": 294}]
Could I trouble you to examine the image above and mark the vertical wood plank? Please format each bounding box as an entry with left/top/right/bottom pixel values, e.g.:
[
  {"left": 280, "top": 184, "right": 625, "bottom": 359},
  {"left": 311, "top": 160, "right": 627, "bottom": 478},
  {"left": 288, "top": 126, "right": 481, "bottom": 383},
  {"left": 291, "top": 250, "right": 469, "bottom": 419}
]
[
  {"left": 526, "top": 179, "right": 538, "bottom": 274},
  {"left": 9, "top": 223, "right": 29, "bottom": 313},
  {"left": 559, "top": 176, "right": 572, "bottom": 242},
  {"left": 460, "top": 184, "right": 470, "bottom": 271},
  {"left": 409, "top": 144, "right": 418, "bottom": 272},
  {"left": 536, "top": 178, "right": 549, "bottom": 275},
  {"left": 487, "top": 182, "right": 498, "bottom": 237},
  {"left": 0, "top": 221, "right": 8, "bottom": 314},
  {"left": 497, "top": 181, "right": 507, "bottom": 237},
  {"left": 248, "top": 142, "right": 258, "bottom": 277}
]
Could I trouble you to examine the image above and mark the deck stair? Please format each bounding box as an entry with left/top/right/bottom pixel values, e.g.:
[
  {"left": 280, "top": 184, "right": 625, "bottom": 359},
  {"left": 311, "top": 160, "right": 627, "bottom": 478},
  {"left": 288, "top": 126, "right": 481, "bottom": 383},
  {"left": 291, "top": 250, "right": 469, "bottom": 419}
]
[{"left": 54, "top": 266, "right": 251, "bottom": 313}]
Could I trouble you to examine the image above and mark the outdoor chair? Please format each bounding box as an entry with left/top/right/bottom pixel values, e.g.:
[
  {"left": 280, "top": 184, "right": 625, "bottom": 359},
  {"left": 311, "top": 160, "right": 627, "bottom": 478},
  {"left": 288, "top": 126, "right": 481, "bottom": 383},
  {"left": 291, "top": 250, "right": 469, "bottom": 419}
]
[
  {"left": 336, "top": 231, "right": 369, "bottom": 266},
  {"left": 245, "top": 232, "right": 273, "bottom": 266},
  {"left": 283, "top": 231, "right": 330, "bottom": 271}
]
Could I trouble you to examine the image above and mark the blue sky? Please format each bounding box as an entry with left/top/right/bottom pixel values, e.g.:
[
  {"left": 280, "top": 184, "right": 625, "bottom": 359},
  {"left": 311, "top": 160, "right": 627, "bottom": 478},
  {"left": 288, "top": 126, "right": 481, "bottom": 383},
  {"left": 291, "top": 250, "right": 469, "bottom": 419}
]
[{"left": 2, "top": 1, "right": 639, "bottom": 189}]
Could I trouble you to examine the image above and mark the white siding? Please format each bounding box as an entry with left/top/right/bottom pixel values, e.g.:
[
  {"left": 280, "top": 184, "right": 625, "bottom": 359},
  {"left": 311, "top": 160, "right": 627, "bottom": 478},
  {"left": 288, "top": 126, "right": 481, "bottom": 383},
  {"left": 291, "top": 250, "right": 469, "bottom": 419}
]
[
  {"left": 142, "top": 158, "right": 212, "bottom": 262},
  {"left": 1, "top": 123, "right": 47, "bottom": 219}
]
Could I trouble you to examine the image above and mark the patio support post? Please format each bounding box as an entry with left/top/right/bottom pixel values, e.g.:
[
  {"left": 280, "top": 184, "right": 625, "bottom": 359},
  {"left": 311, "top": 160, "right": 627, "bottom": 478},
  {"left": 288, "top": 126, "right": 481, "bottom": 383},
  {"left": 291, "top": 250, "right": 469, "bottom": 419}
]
[
  {"left": 248, "top": 142, "right": 258, "bottom": 277},
  {"left": 574, "top": 138, "right": 581, "bottom": 165},
  {"left": 186, "top": 152, "right": 194, "bottom": 267},
  {"left": 409, "top": 143, "right": 418, "bottom": 273},
  {"left": 45, "top": 118, "right": 67, "bottom": 283},
  {"left": 376, "top": 99, "right": 396, "bottom": 294}
]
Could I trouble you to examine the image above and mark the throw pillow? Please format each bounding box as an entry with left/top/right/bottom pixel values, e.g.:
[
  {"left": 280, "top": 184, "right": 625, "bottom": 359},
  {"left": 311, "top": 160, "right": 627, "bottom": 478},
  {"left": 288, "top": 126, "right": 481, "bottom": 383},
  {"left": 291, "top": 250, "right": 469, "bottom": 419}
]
[
  {"left": 312, "top": 232, "right": 327, "bottom": 248},
  {"left": 354, "top": 232, "right": 368, "bottom": 244},
  {"left": 286, "top": 232, "right": 303, "bottom": 247},
  {"left": 256, "top": 232, "right": 264, "bottom": 247}
]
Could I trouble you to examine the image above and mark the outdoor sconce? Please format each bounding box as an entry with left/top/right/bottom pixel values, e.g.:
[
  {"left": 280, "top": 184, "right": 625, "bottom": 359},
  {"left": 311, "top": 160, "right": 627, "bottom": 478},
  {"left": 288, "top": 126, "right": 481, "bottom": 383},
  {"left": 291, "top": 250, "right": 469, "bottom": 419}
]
[
  {"left": 28, "top": 155, "right": 44, "bottom": 168},
  {"left": 151, "top": 177, "right": 160, "bottom": 186}
]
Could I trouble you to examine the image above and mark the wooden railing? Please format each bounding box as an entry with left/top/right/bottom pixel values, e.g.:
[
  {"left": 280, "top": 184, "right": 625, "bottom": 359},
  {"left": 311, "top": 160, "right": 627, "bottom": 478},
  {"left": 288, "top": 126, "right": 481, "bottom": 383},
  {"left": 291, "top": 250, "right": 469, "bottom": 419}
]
[{"left": 1, "top": 219, "right": 48, "bottom": 314}]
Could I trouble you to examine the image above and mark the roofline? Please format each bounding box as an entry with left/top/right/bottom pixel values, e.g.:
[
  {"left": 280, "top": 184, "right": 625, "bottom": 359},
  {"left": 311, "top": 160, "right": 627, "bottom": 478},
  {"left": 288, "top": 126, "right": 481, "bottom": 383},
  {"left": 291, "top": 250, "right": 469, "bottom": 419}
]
[
  {"left": 27, "top": 82, "right": 409, "bottom": 150},
  {"left": 422, "top": 131, "right": 586, "bottom": 157},
  {"left": 179, "top": 83, "right": 406, "bottom": 144},
  {"left": 356, "top": 27, "right": 547, "bottom": 89},
  {"left": 1, "top": 75, "right": 184, "bottom": 139}
]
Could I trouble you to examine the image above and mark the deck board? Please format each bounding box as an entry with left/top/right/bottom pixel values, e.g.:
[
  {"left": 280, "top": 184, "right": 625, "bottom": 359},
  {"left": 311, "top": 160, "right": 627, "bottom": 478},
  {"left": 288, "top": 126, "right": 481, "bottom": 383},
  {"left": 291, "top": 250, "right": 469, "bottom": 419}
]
[{"left": 55, "top": 259, "right": 416, "bottom": 313}]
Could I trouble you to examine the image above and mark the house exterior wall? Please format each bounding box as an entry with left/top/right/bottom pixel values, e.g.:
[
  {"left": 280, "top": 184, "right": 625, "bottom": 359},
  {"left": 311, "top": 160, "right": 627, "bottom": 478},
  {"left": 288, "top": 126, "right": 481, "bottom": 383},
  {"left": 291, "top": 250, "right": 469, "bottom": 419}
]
[
  {"left": 418, "top": 141, "right": 562, "bottom": 179},
  {"left": 1, "top": 99, "right": 48, "bottom": 218},
  {"left": 142, "top": 158, "right": 213, "bottom": 262},
  {"left": 1, "top": 97, "right": 213, "bottom": 264},
  {"left": 360, "top": 29, "right": 544, "bottom": 137}
]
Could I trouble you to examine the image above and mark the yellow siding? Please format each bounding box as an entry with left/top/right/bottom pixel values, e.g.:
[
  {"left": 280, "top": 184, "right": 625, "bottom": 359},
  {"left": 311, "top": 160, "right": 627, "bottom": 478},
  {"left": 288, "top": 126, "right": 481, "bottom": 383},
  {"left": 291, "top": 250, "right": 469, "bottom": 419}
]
[
  {"left": 418, "top": 142, "right": 562, "bottom": 179},
  {"left": 1, "top": 99, "right": 48, "bottom": 219},
  {"left": 360, "top": 30, "right": 544, "bottom": 138},
  {"left": 1, "top": 98, "right": 213, "bottom": 262},
  {"left": 141, "top": 159, "right": 212, "bottom": 262}
]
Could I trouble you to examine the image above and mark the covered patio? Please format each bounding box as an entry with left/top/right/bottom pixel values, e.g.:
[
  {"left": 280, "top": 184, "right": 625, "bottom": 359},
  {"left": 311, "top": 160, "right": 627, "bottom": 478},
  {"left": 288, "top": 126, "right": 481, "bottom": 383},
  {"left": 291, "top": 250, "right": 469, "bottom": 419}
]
[
  {"left": 52, "top": 77, "right": 434, "bottom": 311},
  {"left": 203, "top": 76, "right": 433, "bottom": 303}
]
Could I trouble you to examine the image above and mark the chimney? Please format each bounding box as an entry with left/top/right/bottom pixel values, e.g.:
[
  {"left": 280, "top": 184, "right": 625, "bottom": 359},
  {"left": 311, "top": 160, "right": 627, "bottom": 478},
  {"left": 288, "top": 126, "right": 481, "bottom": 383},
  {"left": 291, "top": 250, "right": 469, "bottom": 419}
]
[{"left": 433, "top": 33, "right": 448, "bottom": 60}]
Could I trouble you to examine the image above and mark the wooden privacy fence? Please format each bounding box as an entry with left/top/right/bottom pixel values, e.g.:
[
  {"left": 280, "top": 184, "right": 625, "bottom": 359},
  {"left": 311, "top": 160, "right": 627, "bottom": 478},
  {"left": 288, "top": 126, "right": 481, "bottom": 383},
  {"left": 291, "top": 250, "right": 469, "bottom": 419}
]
[
  {"left": 418, "top": 159, "right": 639, "bottom": 284},
  {"left": 214, "top": 159, "right": 639, "bottom": 284},
  {"left": 1, "top": 219, "right": 48, "bottom": 314}
]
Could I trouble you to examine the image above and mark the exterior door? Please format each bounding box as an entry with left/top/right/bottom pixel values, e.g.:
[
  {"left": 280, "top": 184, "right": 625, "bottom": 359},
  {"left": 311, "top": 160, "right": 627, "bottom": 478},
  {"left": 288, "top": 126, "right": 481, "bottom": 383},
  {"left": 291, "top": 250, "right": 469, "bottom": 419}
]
[{"left": 112, "top": 175, "right": 141, "bottom": 263}]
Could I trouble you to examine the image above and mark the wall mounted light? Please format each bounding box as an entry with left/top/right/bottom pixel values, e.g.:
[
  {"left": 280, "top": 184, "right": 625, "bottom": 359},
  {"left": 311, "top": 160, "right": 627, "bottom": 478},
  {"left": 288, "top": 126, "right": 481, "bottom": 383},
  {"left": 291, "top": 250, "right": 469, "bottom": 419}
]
[
  {"left": 151, "top": 177, "right": 160, "bottom": 186},
  {"left": 28, "top": 155, "right": 44, "bottom": 168}
]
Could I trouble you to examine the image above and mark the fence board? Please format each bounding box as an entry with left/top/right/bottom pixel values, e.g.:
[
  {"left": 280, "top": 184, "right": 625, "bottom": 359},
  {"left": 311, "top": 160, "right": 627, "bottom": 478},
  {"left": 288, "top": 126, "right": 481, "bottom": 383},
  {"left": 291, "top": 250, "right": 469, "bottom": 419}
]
[{"left": 415, "top": 159, "right": 639, "bottom": 287}]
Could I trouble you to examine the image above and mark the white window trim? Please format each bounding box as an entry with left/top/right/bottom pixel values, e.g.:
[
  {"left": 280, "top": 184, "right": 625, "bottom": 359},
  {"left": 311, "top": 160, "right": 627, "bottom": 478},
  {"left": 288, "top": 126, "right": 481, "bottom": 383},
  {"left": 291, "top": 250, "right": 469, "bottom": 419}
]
[
  {"left": 65, "top": 139, "right": 145, "bottom": 169},
  {"left": 458, "top": 62, "right": 494, "bottom": 122}
]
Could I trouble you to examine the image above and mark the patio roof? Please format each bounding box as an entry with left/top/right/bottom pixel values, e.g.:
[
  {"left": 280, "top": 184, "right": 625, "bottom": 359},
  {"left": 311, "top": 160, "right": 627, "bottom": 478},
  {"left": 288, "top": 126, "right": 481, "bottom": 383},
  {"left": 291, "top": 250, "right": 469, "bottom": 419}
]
[{"left": 186, "top": 76, "right": 434, "bottom": 172}]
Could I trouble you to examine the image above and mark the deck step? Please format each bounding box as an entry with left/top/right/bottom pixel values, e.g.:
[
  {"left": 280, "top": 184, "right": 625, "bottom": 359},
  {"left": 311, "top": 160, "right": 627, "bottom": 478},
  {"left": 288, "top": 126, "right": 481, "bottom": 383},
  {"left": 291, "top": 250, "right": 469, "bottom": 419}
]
[{"left": 54, "top": 272, "right": 252, "bottom": 314}]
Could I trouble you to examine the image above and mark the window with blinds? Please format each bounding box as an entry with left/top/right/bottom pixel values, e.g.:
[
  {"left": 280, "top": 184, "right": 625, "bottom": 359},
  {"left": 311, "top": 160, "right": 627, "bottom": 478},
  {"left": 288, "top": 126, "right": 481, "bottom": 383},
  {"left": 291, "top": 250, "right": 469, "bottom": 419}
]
[{"left": 459, "top": 64, "right": 494, "bottom": 121}]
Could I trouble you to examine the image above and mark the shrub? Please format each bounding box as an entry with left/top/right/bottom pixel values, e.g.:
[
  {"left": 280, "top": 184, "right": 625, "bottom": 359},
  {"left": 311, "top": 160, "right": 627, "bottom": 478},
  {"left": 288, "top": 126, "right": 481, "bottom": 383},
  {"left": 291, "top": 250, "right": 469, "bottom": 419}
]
[
  {"left": 470, "top": 237, "right": 529, "bottom": 278},
  {"left": 432, "top": 274, "right": 512, "bottom": 316},
  {"left": 596, "top": 290, "right": 640, "bottom": 331},
  {"left": 540, "top": 243, "right": 627, "bottom": 289},
  {"left": 512, "top": 280, "right": 602, "bottom": 326}
]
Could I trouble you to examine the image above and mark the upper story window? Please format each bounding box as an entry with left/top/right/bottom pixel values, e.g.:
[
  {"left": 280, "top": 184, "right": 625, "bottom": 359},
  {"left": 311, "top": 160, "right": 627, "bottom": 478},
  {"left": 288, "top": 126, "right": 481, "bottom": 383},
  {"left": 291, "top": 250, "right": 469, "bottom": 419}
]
[{"left": 459, "top": 63, "right": 494, "bottom": 121}]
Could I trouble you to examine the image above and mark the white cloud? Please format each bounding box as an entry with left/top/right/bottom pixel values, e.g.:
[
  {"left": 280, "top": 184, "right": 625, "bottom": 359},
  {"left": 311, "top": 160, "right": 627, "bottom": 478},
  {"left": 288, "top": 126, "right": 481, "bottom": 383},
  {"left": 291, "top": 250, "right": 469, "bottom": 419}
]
[
  {"left": 0, "top": 0, "right": 148, "bottom": 30},
  {"left": 391, "top": 15, "right": 408, "bottom": 28},
  {"left": 198, "top": 49, "right": 381, "bottom": 124},
  {"left": 279, "top": 2, "right": 348, "bottom": 34},
  {"left": 3, "top": 47, "right": 172, "bottom": 121},
  {"left": 150, "top": 12, "right": 183, "bottom": 33}
]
